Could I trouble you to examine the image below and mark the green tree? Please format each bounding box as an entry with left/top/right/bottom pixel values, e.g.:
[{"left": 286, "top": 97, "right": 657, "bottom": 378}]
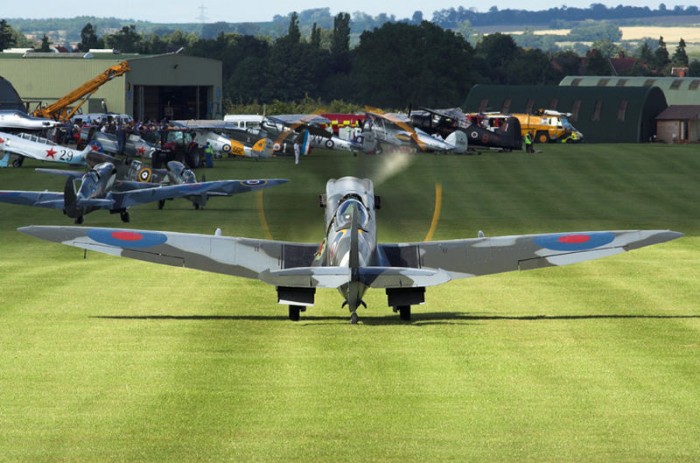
[
  {"left": 330, "top": 12, "right": 351, "bottom": 73},
  {"left": 584, "top": 49, "right": 612, "bottom": 75},
  {"left": 653, "top": 36, "right": 670, "bottom": 72},
  {"left": 637, "top": 41, "right": 654, "bottom": 65},
  {"left": 37, "top": 34, "right": 51, "bottom": 52},
  {"left": 671, "top": 38, "right": 688, "bottom": 67},
  {"left": 287, "top": 12, "right": 301, "bottom": 44},
  {"left": 474, "top": 33, "right": 519, "bottom": 84},
  {"left": 104, "top": 25, "right": 142, "bottom": 53},
  {"left": 310, "top": 23, "right": 321, "bottom": 48},
  {"left": 78, "top": 23, "right": 102, "bottom": 52},
  {"left": 0, "top": 19, "right": 17, "bottom": 51}
]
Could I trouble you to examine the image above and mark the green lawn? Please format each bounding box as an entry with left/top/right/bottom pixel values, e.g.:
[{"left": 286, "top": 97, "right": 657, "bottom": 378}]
[{"left": 1, "top": 144, "right": 698, "bottom": 462}]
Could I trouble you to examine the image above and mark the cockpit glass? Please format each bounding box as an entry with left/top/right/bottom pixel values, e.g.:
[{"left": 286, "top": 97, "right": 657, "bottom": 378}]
[{"left": 334, "top": 199, "right": 369, "bottom": 231}]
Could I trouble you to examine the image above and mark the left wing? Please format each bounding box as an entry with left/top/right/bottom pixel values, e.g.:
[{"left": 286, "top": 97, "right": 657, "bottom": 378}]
[
  {"left": 0, "top": 190, "right": 65, "bottom": 209},
  {"left": 18, "top": 226, "right": 319, "bottom": 283},
  {"left": 376, "top": 230, "right": 682, "bottom": 287},
  {"left": 112, "top": 179, "right": 288, "bottom": 208}
]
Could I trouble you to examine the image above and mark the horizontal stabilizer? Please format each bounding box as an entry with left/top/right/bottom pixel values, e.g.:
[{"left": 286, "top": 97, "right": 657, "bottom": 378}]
[
  {"left": 35, "top": 168, "right": 84, "bottom": 178},
  {"left": 77, "top": 198, "right": 115, "bottom": 208},
  {"left": 358, "top": 267, "right": 452, "bottom": 288},
  {"left": 259, "top": 267, "right": 351, "bottom": 288}
]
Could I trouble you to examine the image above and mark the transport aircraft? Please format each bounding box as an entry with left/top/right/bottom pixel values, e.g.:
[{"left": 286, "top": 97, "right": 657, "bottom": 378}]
[
  {"left": 18, "top": 176, "right": 682, "bottom": 323},
  {"left": 0, "top": 162, "right": 288, "bottom": 224}
]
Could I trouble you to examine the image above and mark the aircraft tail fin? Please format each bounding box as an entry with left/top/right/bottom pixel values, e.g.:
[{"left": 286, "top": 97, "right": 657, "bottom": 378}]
[
  {"left": 496, "top": 116, "right": 523, "bottom": 148},
  {"left": 63, "top": 177, "right": 80, "bottom": 218},
  {"left": 445, "top": 130, "right": 468, "bottom": 153}
]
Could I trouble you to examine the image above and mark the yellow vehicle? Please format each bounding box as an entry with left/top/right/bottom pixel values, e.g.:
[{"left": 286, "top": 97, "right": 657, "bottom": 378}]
[
  {"left": 31, "top": 61, "right": 130, "bottom": 122},
  {"left": 512, "top": 109, "right": 583, "bottom": 143}
]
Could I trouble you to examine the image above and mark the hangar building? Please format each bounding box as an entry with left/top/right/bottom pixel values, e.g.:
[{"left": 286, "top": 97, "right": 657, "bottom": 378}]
[
  {"left": 463, "top": 84, "right": 668, "bottom": 143},
  {"left": 0, "top": 51, "right": 223, "bottom": 121},
  {"left": 560, "top": 76, "right": 700, "bottom": 143}
]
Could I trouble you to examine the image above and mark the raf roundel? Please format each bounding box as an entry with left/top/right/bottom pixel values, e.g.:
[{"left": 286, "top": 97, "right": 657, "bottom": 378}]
[
  {"left": 534, "top": 232, "right": 616, "bottom": 252},
  {"left": 87, "top": 229, "right": 168, "bottom": 248}
]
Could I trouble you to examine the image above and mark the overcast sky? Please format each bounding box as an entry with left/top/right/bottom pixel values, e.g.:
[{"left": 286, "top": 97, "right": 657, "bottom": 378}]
[{"left": 4, "top": 1, "right": 670, "bottom": 24}]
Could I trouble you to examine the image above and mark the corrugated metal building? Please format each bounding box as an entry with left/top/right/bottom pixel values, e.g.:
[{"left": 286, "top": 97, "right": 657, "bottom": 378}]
[
  {"left": 559, "top": 76, "right": 700, "bottom": 106},
  {"left": 0, "top": 51, "right": 223, "bottom": 121},
  {"left": 464, "top": 84, "right": 668, "bottom": 143}
]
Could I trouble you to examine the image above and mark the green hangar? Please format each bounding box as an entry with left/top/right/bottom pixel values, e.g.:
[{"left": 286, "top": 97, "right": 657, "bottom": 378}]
[
  {"left": 464, "top": 84, "right": 668, "bottom": 143},
  {"left": 0, "top": 50, "right": 223, "bottom": 121}
]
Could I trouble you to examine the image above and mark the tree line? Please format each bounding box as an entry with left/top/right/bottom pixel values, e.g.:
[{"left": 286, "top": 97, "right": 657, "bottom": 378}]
[{"left": 2, "top": 15, "right": 699, "bottom": 112}]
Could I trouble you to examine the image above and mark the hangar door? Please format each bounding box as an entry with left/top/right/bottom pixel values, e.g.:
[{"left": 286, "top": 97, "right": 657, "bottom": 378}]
[{"left": 133, "top": 85, "right": 210, "bottom": 121}]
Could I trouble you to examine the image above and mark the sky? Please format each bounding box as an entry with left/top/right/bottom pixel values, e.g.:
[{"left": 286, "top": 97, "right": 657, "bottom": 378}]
[{"left": 4, "top": 1, "right": 670, "bottom": 24}]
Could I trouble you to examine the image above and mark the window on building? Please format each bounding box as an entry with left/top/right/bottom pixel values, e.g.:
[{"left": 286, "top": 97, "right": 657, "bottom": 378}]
[
  {"left": 525, "top": 99, "right": 535, "bottom": 114},
  {"left": 690, "top": 80, "right": 700, "bottom": 91},
  {"left": 570, "top": 78, "right": 582, "bottom": 86},
  {"left": 598, "top": 78, "right": 610, "bottom": 86},
  {"left": 616, "top": 79, "right": 628, "bottom": 87},
  {"left": 617, "top": 100, "right": 628, "bottom": 122},
  {"left": 502, "top": 98, "right": 511, "bottom": 114},
  {"left": 643, "top": 79, "right": 656, "bottom": 87},
  {"left": 670, "top": 79, "right": 683, "bottom": 90},
  {"left": 592, "top": 100, "right": 602, "bottom": 122},
  {"left": 570, "top": 100, "right": 581, "bottom": 121}
]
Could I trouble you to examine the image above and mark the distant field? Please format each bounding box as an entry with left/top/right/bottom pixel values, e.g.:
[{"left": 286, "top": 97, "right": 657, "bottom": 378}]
[
  {"left": 1, "top": 145, "right": 699, "bottom": 462},
  {"left": 515, "top": 25, "right": 700, "bottom": 43}
]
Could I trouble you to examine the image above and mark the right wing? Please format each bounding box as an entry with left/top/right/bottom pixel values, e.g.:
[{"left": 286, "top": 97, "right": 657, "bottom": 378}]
[
  {"left": 18, "top": 226, "right": 319, "bottom": 283},
  {"left": 0, "top": 191, "right": 65, "bottom": 209}
]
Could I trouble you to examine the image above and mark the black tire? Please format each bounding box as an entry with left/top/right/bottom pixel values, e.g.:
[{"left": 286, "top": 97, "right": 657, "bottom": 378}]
[
  {"left": 398, "top": 305, "right": 411, "bottom": 321},
  {"left": 11, "top": 156, "right": 24, "bottom": 168},
  {"left": 289, "top": 305, "right": 301, "bottom": 322},
  {"left": 157, "top": 200, "right": 165, "bottom": 210},
  {"left": 120, "top": 211, "right": 130, "bottom": 223}
]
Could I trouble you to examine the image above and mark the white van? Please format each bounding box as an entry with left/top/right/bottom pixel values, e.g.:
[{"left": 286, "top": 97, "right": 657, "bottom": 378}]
[{"left": 223, "top": 114, "right": 264, "bottom": 130}]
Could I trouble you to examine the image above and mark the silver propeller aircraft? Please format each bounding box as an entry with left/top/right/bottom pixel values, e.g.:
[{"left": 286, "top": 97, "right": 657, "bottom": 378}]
[
  {"left": 0, "top": 130, "right": 91, "bottom": 167},
  {"left": 18, "top": 176, "right": 681, "bottom": 323},
  {"left": 0, "top": 162, "right": 288, "bottom": 224}
]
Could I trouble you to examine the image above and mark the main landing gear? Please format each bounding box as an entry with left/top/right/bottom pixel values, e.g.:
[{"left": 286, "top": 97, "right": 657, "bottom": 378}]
[
  {"left": 288, "top": 305, "right": 306, "bottom": 321},
  {"left": 393, "top": 305, "right": 411, "bottom": 321}
]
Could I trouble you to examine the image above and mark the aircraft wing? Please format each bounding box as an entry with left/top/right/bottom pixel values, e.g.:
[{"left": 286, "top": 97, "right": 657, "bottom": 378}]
[
  {"left": 0, "top": 191, "right": 65, "bottom": 209},
  {"left": 112, "top": 179, "right": 288, "bottom": 208},
  {"left": 18, "top": 226, "right": 320, "bottom": 283},
  {"left": 35, "top": 168, "right": 85, "bottom": 178},
  {"left": 375, "top": 230, "right": 682, "bottom": 287}
]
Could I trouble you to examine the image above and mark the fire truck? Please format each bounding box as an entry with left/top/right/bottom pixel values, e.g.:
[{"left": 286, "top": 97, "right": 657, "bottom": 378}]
[{"left": 468, "top": 109, "right": 583, "bottom": 143}]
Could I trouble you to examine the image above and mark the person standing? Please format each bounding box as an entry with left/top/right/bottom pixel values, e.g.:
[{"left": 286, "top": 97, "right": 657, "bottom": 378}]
[
  {"left": 524, "top": 132, "right": 534, "bottom": 153},
  {"left": 294, "top": 139, "right": 301, "bottom": 165}
]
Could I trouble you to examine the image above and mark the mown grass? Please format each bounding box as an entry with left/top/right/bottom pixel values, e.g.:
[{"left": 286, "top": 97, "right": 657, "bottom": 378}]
[{"left": 1, "top": 144, "right": 698, "bottom": 462}]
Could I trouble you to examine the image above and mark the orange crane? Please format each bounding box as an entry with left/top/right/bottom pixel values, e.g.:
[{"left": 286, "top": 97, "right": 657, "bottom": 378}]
[{"left": 32, "top": 60, "right": 130, "bottom": 122}]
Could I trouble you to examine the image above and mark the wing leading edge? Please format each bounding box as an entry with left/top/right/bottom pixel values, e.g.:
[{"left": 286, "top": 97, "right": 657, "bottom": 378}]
[{"left": 376, "top": 230, "right": 682, "bottom": 285}]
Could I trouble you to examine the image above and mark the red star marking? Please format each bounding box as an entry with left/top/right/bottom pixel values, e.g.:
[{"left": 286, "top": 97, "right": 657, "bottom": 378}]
[
  {"left": 0, "top": 137, "right": 5, "bottom": 144},
  {"left": 90, "top": 144, "right": 100, "bottom": 151},
  {"left": 45, "top": 148, "right": 57, "bottom": 158},
  {"left": 137, "top": 146, "right": 146, "bottom": 155}
]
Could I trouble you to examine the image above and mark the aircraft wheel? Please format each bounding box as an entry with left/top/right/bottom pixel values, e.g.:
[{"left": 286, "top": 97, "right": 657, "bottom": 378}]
[
  {"left": 157, "top": 200, "right": 166, "bottom": 210},
  {"left": 120, "top": 211, "right": 130, "bottom": 223},
  {"left": 398, "top": 305, "right": 411, "bottom": 321},
  {"left": 75, "top": 216, "right": 84, "bottom": 225},
  {"left": 194, "top": 203, "right": 200, "bottom": 210},
  {"left": 12, "top": 156, "right": 24, "bottom": 168},
  {"left": 350, "top": 312, "right": 359, "bottom": 324},
  {"left": 289, "top": 305, "right": 302, "bottom": 322}
]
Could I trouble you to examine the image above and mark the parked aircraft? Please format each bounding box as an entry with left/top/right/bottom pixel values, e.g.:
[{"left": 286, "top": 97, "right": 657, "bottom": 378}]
[
  {"left": 171, "top": 120, "right": 272, "bottom": 159},
  {"left": 410, "top": 107, "right": 523, "bottom": 152},
  {"left": 266, "top": 114, "right": 362, "bottom": 153},
  {"left": 18, "top": 176, "right": 682, "bottom": 323},
  {"left": 0, "top": 162, "right": 288, "bottom": 223},
  {"left": 0, "top": 110, "right": 59, "bottom": 130},
  {"left": 0, "top": 130, "right": 90, "bottom": 167},
  {"left": 361, "top": 110, "right": 467, "bottom": 154}
]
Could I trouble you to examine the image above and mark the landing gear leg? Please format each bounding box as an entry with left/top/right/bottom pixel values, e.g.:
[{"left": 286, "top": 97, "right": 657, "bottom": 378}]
[
  {"left": 288, "top": 305, "right": 303, "bottom": 322},
  {"left": 120, "top": 211, "right": 130, "bottom": 223},
  {"left": 350, "top": 311, "right": 359, "bottom": 324},
  {"left": 74, "top": 216, "right": 84, "bottom": 225},
  {"left": 157, "top": 200, "right": 165, "bottom": 210},
  {"left": 397, "top": 305, "right": 411, "bottom": 321}
]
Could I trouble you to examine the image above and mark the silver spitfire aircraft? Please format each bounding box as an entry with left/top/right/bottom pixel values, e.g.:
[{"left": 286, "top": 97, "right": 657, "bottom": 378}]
[
  {"left": 19, "top": 176, "right": 681, "bottom": 323},
  {"left": 1, "top": 162, "right": 288, "bottom": 224}
]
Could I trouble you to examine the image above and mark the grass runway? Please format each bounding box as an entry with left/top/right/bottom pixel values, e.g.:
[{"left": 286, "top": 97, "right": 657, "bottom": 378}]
[{"left": 1, "top": 144, "right": 699, "bottom": 462}]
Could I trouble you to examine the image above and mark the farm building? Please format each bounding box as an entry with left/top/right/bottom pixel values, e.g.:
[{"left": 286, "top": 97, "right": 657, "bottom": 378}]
[
  {"left": 463, "top": 84, "right": 668, "bottom": 143},
  {"left": 0, "top": 50, "right": 223, "bottom": 121}
]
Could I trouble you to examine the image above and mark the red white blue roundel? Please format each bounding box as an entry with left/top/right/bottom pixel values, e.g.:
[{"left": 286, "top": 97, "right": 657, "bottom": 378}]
[
  {"left": 534, "top": 232, "right": 615, "bottom": 252},
  {"left": 87, "top": 229, "right": 168, "bottom": 248}
]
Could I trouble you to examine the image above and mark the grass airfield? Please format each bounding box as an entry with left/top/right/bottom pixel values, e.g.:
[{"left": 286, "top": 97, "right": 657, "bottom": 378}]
[{"left": 1, "top": 144, "right": 699, "bottom": 462}]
